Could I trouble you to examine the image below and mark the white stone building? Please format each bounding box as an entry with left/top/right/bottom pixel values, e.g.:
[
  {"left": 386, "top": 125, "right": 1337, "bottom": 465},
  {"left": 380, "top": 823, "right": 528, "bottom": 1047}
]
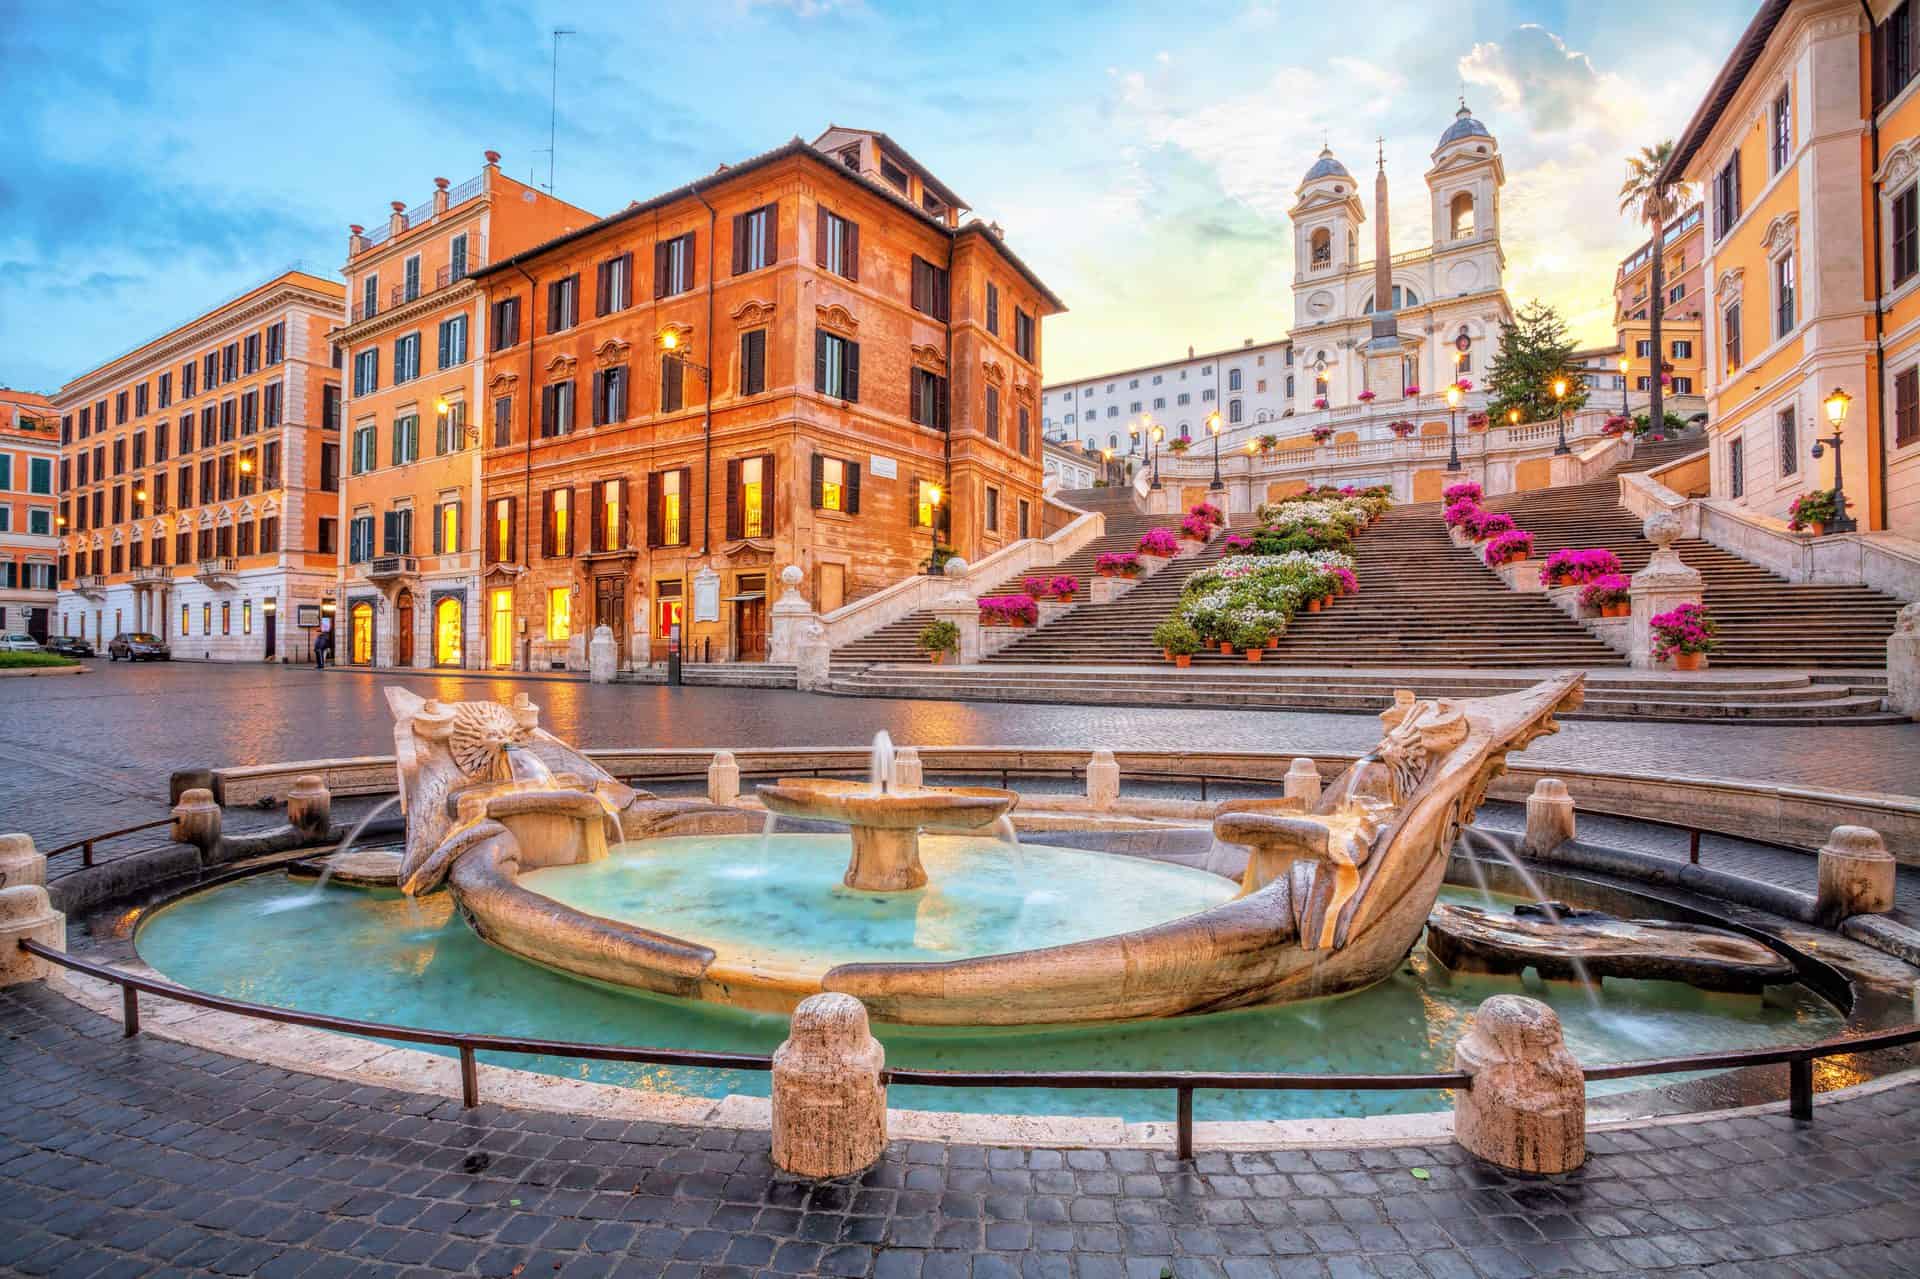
[{"left": 1040, "top": 338, "right": 1297, "bottom": 458}]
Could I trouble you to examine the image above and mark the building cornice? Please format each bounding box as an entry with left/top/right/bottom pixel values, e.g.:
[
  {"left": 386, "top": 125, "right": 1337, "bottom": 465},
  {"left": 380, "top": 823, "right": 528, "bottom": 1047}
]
[{"left": 332, "top": 279, "right": 476, "bottom": 347}]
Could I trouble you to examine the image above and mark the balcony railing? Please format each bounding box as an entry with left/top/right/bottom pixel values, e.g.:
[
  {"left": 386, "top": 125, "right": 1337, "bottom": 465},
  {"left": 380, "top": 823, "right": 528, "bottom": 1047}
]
[
  {"left": 130, "top": 565, "right": 169, "bottom": 585},
  {"left": 195, "top": 557, "right": 239, "bottom": 584},
  {"left": 76, "top": 574, "right": 108, "bottom": 596},
  {"left": 351, "top": 299, "right": 377, "bottom": 323},
  {"left": 366, "top": 555, "right": 419, "bottom": 580}
]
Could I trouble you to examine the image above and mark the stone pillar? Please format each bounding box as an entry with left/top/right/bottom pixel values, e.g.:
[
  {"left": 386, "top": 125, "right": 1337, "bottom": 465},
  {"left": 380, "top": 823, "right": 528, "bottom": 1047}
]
[
  {"left": 1522, "top": 778, "right": 1576, "bottom": 856},
  {"left": 1453, "top": 995, "right": 1586, "bottom": 1175},
  {"left": 929, "top": 556, "right": 982, "bottom": 666},
  {"left": 0, "top": 885, "right": 65, "bottom": 988},
  {"left": 1086, "top": 750, "right": 1120, "bottom": 809},
  {"left": 588, "top": 625, "right": 617, "bottom": 684},
  {"left": 1628, "top": 512, "right": 1704, "bottom": 670},
  {"left": 771, "top": 993, "right": 888, "bottom": 1178},
  {"left": 796, "top": 632, "right": 833, "bottom": 692},
  {"left": 707, "top": 750, "right": 740, "bottom": 806},
  {"left": 1815, "top": 825, "right": 1896, "bottom": 928},
  {"left": 0, "top": 834, "right": 46, "bottom": 892},
  {"left": 891, "top": 747, "right": 923, "bottom": 791},
  {"left": 768, "top": 565, "right": 816, "bottom": 664},
  {"left": 1283, "top": 758, "right": 1322, "bottom": 807},
  {"left": 171, "top": 788, "right": 221, "bottom": 853},
  {"left": 568, "top": 632, "right": 589, "bottom": 674},
  {"left": 1889, "top": 603, "right": 1920, "bottom": 720},
  {"left": 286, "top": 775, "right": 332, "bottom": 843}
]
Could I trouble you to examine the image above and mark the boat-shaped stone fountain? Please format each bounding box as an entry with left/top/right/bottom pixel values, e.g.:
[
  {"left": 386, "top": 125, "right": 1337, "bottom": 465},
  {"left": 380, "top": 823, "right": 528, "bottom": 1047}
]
[{"left": 385, "top": 674, "right": 1586, "bottom": 1025}]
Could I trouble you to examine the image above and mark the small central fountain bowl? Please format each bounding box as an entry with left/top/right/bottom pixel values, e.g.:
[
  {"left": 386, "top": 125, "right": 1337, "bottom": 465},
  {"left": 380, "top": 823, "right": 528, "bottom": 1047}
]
[{"left": 755, "top": 777, "right": 1018, "bottom": 892}]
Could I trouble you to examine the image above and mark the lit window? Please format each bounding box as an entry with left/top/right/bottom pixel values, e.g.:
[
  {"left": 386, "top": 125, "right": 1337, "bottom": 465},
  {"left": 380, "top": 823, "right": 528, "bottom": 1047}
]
[
  {"left": 742, "top": 457, "right": 765, "bottom": 538},
  {"left": 546, "top": 587, "right": 571, "bottom": 641},
  {"left": 820, "top": 457, "right": 846, "bottom": 511},
  {"left": 659, "top": 471, "right": 685, "bottom": 547}
]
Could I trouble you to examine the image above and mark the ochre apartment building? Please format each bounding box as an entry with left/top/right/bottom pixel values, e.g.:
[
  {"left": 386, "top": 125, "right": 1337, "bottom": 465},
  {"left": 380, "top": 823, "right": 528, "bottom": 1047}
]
[
  {"left": 0, "top": 388, "right": 60, "bottom": 640},
  {"left": 1669, "top": 0, "right": 1920, "bottom": 535},
  {"left": 54, "top": 269, "right": 346, "bottom": 658},
  {"left": 470, "top": 127, "right": 1063, "bottom": 671},
  {"left": 332, "top": 153, "right": 593, "bottom": 669},
  {"left": 1615, "top": 202, "right": 1707, "bottom": 402}
]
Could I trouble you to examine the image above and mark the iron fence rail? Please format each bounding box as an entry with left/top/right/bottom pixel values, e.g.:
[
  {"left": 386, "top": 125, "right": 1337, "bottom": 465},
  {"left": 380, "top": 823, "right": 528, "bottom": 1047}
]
[{"left": 20, "top": 940, "right": 1920, "bottom": 1160}]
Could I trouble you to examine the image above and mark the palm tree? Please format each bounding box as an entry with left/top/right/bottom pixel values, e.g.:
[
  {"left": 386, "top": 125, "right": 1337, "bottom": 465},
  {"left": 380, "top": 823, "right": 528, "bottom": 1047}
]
[{"left": 1620, "top": 142, "right": 1695, "bottom": 436}]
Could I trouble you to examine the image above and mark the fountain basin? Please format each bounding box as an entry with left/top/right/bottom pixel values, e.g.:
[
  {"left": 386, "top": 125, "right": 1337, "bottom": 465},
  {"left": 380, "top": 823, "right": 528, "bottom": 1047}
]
[{"left": 755, "top": 778, "right": 1018, "bottom": 891}]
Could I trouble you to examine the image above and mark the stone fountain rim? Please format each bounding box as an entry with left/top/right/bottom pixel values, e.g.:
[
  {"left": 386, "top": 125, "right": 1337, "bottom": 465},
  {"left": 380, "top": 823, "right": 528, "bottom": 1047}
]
[{"left": 754, "top": 777, "right": 1019, "bottom": 830}]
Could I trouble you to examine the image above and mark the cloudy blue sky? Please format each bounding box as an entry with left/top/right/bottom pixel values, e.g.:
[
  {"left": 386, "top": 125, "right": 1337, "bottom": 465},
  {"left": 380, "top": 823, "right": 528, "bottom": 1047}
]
[{"left": 1, "top": 0, "right": 1755, "bottom": 395}]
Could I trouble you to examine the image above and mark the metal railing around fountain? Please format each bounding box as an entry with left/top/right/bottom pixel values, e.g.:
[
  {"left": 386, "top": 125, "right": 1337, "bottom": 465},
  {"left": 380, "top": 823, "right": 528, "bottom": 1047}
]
[
  {"left": 41, "top": 818, "right": 176, "bottom": 868},
  {"left": 20, "top": 939, "right": 1920, "bottom": 1160}
]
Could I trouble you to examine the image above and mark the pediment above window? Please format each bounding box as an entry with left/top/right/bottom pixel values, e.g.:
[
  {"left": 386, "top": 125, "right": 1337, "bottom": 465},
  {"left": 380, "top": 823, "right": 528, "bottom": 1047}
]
[
  {"left": 730, "top": 298, "right": 777, "bottom": 327},
  {"left": 980, "top": 357, "right": 1006, "bottom": 385},
  {"left": 592, "top": 337, "right": 631, "bottom": 368},
  {"left": 908, "top": 344, "right": 947, "bottom": 375},
  {"left": 1761, "top": 212, "right": 1798, "bottom": 256},
  {"left": 816, "top": 303, "right": 858, "bottom": 338},
  {"left": 487, "top": 370, "right": 519, "bottom": 393},
  {"left": 1876, "top": 137, "right": 1920, "bottom": 188},
  {"left": 543, "top": 352, "right": 578, "bottom": 378},
  {"left": 1716, "top": 267, "right": 1744, "bottom": 298}
]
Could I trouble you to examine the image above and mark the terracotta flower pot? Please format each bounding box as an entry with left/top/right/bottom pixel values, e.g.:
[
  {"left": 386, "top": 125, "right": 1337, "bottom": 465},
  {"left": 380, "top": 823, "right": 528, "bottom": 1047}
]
[
  {"left": 929, "top": 651, "right": 946, "bottom": 664},
  {"left": 1054, "top": 592, "right": 1073, "bottom": 602},
  {"left": 1807, "top": 521, "right": 1825, "bottom": 537},
  {"left": 1098, "top": 568, "right": 1116, "bottom": 578},
  {"left": 1219, "top": 641, "right": 1236, "bottom": 655},
  {"left": 1509, "top": 551, "right": 1528, "bottom": 562},
  {"left": 1603, "top": 601, "right": 1629, "bottom": 619},
  {"left": 1266, "top": 635, "right": 1278, "bottom": 649},
  {"left": 1673, "top": 652, "right": 1705, "bottom": 671},
  {"left": 1556, "top": 575, "right": 1575, "bottom": 588},
  {"left": 1307, "top": 597, "right": 1322, "bottom": 613},
  {"left": 1174, "top": 653, "right": 1191, "bottom": 668},
  {"left": 1245, "top": 648, "right": 1263, "bottom": 662}
]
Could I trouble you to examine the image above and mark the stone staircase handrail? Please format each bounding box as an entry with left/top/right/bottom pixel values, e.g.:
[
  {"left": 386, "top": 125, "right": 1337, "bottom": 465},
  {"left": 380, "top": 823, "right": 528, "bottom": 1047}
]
[
  {"left": 1617, "top": 458, "right": 1701, "bottom": 536},
  {"left": 1694, "top": 497, "right": 1920, "bottom": 602},
  {"left": 814, "top": 502, "right": 1107, "bottom": 649}
]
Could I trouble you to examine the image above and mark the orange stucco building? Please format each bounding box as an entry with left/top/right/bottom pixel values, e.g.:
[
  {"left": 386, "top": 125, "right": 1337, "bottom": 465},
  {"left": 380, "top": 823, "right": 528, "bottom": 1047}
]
[
  {"left": 1668, "top": 0, "right": 1920, "bottom": 536},
  {"left": 472, "top": 128, "right": 1063, "bottom": 671},
  {"left": 332, "top": 154, "right": 593, "bottom": 669},
  {"left": 1614, "top": 202, "right": 1707, "bottom": 401},
  {"left": 54, "top": 269, "right": 346, "bottom": 658},
  {"left": 0, "top": 388, "right": 60, "bottom": 640}
]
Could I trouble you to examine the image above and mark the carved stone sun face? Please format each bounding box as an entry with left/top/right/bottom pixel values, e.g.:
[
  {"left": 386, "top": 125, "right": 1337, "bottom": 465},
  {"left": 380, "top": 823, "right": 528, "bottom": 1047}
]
[{"left": 448, "top": 701, "right": 529, "bottom": 778}]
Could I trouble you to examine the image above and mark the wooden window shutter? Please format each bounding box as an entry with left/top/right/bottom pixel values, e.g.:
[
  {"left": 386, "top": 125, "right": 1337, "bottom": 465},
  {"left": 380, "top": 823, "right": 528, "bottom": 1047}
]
[
  {"left": 616, "top": 361, "right": 629, "bottom": 421},
  {"left": 759, "top": 453, "right": 775, "bottom": 536},
  {"left": 846, "top": 461, "right": 861, "bottom": 515},
  {"left": 562, "top": 488, "right": 574, "bottom": 556},
  {"left": 619, "top": 252, "right": 633, "bottom": 307},
  {"left": 682, "top": 232, "right": 695, "bottom": 289},
  {"left": 846, "top": 221, "right": 859, "bottom": 282},
  {"left": 508, "top": 497, "right": 518, "bottom": 565},
  {"left": 765, "top": 203, "right": 777, "bottom": 264},
  {"left": 595, "top": 261, "right": 609, "bottom": 317},
  {"left": 617, "top": 478, "right": 630, "bottom": 549},
  {"left": 676, "top": 468, "right": 692, "bottom": 543},
  {"left": 814, "top": 330, "right": 828, "bottom": 391},
  {"left": 816, "top": 206, "right": 828, "bottom": 267},
  {"left": 810, "top": 453, "right": 824, "bottom": 508},
  {"left": 725, "top": 457, "right": 742, "bottom": 539},
  {"left": 653, "top": 242, "right": 668, "bottom": 299},
  {"left": 547, "top": 280, "right": 560, "bottom": 328},
  {"left": 845, "top": 341, "right": 860, "bottom": 402},
  {"left": 590, "top": 480, "right": 606, "bottom": 551},
  {"left": 938, "top": 374, "right": 949, "bottom": 430},
  {"left": 731, "top": 213, "right": 747, "bottom": 275},
  {"left": 646, "top": 472, "right": 663, "bottom": 547},
  {"left": 541, "top": 490, "right": 555, "bottom": 557},
  {"left": 908, "top": 475, "right": 920, "bottom": 525}
]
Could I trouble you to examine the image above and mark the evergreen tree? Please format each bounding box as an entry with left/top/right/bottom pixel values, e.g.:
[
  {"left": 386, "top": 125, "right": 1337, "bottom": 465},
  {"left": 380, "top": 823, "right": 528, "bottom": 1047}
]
[{"left": 1485, "top": 300, "right": 1589, "bottom": 424}]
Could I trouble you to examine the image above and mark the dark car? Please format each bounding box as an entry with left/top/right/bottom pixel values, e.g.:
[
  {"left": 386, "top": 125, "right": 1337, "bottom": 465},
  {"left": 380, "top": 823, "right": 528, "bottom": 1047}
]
[
  {"left": 107, "top": 632, "right": 171, "bottom": 662},
  {"left": 44, "top": 635, "right": 95, "bottom": 657}
]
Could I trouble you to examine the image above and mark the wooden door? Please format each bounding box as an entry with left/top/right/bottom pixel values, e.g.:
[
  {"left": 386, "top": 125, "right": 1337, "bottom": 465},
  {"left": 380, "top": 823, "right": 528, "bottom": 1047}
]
[
  {"left": 734, "top": 597, "right": 768, "bottom": 662},
  {"left": 395, "top": 590, "right": 415, "bottom": 666},
  {"left": 594, "top": 576, "right": 625, "bottom": 657},
  {"left": 817, "top": 563, "right": 846, "bottom": 614}
]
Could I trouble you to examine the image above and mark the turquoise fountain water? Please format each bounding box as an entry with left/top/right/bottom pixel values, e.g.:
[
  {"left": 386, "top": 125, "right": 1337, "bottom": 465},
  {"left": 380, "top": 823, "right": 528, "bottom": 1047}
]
[
  {"left": 519, "top": 834, "right": 1236, "bottom": 970},
  {"left": 136, "top": 863, "right": 1847, "bottom": 1123}
]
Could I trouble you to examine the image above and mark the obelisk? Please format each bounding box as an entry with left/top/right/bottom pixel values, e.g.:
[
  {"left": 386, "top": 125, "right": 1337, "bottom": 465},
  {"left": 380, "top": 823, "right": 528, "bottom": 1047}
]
[{"left": 1364, "top": 140, "right": 1405, "bottom": 401}]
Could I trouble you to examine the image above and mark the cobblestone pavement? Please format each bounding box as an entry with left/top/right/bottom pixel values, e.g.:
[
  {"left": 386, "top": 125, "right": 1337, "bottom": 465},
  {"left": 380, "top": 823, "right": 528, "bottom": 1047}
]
[{"left": 2, "top": 984, "right": 1917, "bottom": 1279}]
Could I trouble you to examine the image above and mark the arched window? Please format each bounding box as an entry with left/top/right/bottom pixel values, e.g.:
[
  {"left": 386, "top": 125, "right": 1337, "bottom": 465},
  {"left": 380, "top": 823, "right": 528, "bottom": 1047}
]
[
  {"left": 1229, "top": 399, "right": 1244, "bottom": 423},
  {"left": 1309, "top": 228, "right": 1331, "bottom": 267},
  {"left": 1361, "top": 286, "right": 1421, "bottom": 312},
  {"left": 1450, "top": 191, "right": 1475, "bottom": 239}
]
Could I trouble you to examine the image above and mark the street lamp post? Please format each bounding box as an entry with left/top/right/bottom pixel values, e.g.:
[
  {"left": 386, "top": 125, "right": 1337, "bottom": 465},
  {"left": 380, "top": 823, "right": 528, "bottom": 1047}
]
[
  {"left": 1206, "top": 411, "right": 1224, "bottom": 491},
  {"left": 1551, "top": 377, "right": 1571, "bottom": 455},
  {"left": 1445, "top": 384, "right": 1462, "bottom": 472},
  {"left": 1618, "top": 355, "right": 1631, "bottom": 417},
  {"left": 1810, "top": 387, "right": 1858, "bottom": 533},
  {"left": 1149, "top": 423, "right": 1165, "bottom": 490}
]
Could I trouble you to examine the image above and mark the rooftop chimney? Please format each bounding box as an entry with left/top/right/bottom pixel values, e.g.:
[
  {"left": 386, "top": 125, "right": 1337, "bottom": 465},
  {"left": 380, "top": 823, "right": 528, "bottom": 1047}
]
[{"left": 433, "top": 176, "right": 450, "bottom": 216}]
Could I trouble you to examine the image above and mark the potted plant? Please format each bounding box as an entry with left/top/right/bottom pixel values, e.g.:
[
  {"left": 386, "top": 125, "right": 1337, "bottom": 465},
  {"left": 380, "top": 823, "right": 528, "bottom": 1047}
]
[
  {"left": 1579, "top": 574, "right": 1632, "bottom": 619},
  {"left": 917, "top": 619, "right": 960, "bottom": 664},
  {"left": 1256, "top": 433, "right": 1279, "bottom": 455},
  {"left": 1464, "top": 509, "right": 1516, "bottom": 542},
  {"left": 1539, "top": 547, "right": 1624, "bottom": 588},
  {"left": 1333, "top": 566, "right": 1358, "bottom": 595},
  {"left": 1651, "top": 601, "right": 1718, "bottom": 671},
  {"left": 1389, "top": 419, "right": 1415, "bottom": 438},
  {"left": 1224, "top": 533, "right": 1254, "bottom": 552},
  {"left": 1466, "top": 410, "right": 1489, "bottom": 430},
  {"left": 1234, "top": 617, "right": 1269, "bottom": 662},
  {"left": 1454, "top": 378, "right": 1474, "bottom": 392},
  {"left": 1138, "top": 527, "right": 1180, "bottom": 558},
  {"left": 1048, "top": 574, "right": 1079, "bottom": 601},
  {"left": 978, "top": 594, "right": 1039, "bottom": 627},
  {"left": 1180, "top": 512, "right": 1213, "bottom": 541},
  {"left": 1483, "top": 529, "right": 1534, "bottom": 566},
  {"left": 1168, "top": 437, "right": 1192, "bottom": 455},
  {"left": 1357, "top": 389, "right": 1376, "bottom": 402},
  {"left": 1021, "top": 575, "right": 1049, "bottom": 597},
  {"left": 1313, "top": 396, "right": 1329, "bottom": 409},
  {"left": 1601, "top": 414, "right": 1632, "bottom": 437},
  {"left": 1442, "top": 481, "right": 1483, "bottom": 505},
  {"left": 1311, "top": 425, "right": 1335, "bottom": 444},
  {"left": 1095, "top": 551, "right": 1142, "bottom": 578},
  {"left": 1403, "top": 384, "right": 1421, "bottom": 397},
  {"left": 1152, "top": 617, "right": 1200, "bottom": 667},
  {"left": 1788, "top": 488, "right": 1839, "bottom": 537},
  {"left": 1189, "top": 501, "right": 1225, "bottom": 526}
]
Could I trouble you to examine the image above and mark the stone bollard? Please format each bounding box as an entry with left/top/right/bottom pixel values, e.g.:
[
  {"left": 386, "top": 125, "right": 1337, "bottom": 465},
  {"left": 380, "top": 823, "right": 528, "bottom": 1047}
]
[
  {"left": 588, "top": 625, "right": 618, "bottom": 684},
  {"left": 0, "top": 884, "right": 65, "bottom": 987},
  {"left": 1086, "top": 750, "right": 1120, "bottom": 810},
  {"left": 1522, "top": 779, "right": 1576, "bottom": 856},
  {"left": 1283, "top": 758, "right": 1322, "bottom": 807},
  {"left": 707, "top": 751, "right": 740, "bottom": 806},
  {"left": 891, "top": 747, "right": 923, "bottom": 791},
  {"left": 0, "top": 833, "right": 46, "bottom": 892},
  {"left": 1815, "top": 826, "right": 1896, "bottom": 928},
  {"left": 286, "top": 775, "right": 332, "bottom": 843},
  {"left": 170, "top": 788, "right": 221, "bottom": 853},
  {"left": 1454, "top": 995, "right": 1585, "bottom": 1175},
  {"left": 771, "top": 993, "right": 887, "bottom": 1178}
]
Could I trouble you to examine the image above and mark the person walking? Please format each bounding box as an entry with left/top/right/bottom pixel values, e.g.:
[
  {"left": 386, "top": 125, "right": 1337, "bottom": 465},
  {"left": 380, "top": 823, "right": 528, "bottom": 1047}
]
[{"left": 315, "top": 615, "right": 333, "bottom": 669}]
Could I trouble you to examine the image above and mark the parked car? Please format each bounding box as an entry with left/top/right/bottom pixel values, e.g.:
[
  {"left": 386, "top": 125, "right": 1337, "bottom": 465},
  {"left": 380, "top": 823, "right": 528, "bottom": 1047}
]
[
  {"left": 107, "top": 632, "right": 171, "bottom": 661},
  {"left": 1, "top": 634, "right": 43, "bottom": 652},
  {"left": 43, "top": 635, "right": 95, "bottom": 657}
]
